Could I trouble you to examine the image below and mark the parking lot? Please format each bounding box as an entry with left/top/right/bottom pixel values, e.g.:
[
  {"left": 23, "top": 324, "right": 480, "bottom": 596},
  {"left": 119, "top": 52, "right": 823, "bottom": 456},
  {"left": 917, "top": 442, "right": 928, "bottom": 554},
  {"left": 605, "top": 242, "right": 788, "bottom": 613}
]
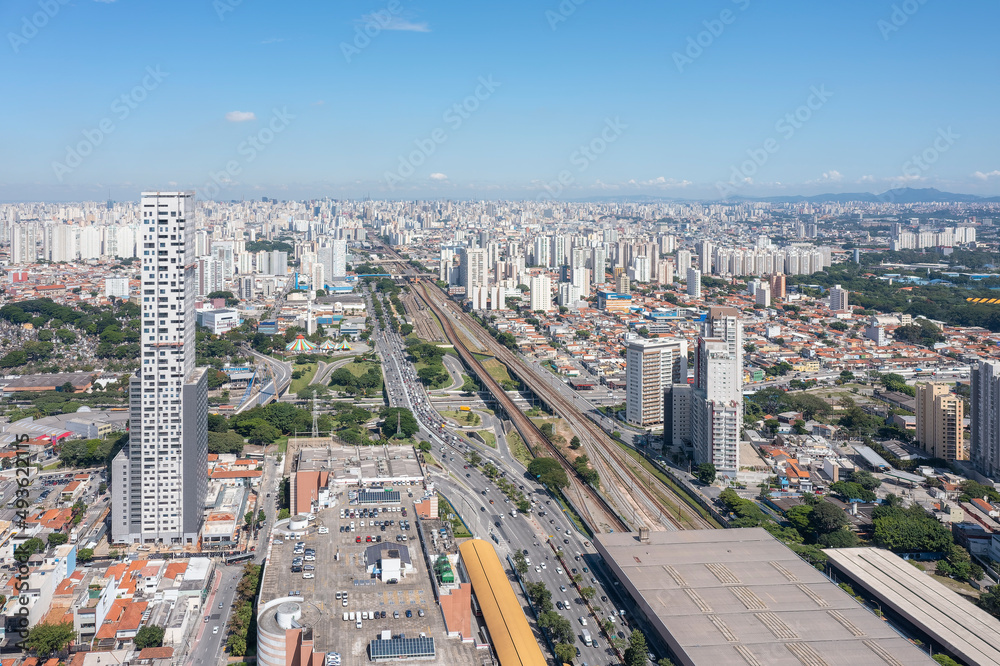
[{"left": 261, "top": 491, "right": 479, "bottom": 663}]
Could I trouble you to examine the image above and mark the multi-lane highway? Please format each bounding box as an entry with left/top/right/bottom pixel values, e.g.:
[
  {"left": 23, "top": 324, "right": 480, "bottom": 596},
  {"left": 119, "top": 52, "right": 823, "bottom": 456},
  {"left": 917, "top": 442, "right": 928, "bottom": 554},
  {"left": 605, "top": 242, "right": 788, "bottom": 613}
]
[{"left": 365, "top": 283, "right": 632, "bottom": 663}]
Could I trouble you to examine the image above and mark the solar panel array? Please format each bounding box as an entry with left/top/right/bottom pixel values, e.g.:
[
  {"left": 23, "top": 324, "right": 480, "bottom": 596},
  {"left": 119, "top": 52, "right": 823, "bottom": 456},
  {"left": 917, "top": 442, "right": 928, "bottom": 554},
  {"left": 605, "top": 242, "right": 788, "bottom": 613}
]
[
  {"left": 368, "top": 636, "right": 436, "bottom": 661},
  {"left": 359, "top": 489, "right": 401, "bottom": 504}
]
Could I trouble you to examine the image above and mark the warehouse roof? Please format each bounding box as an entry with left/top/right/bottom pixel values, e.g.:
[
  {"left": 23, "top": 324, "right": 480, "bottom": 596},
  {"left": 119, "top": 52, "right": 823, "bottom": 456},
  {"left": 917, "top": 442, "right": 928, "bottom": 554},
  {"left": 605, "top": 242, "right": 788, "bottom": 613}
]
[
  {"left": 458, "top": 539, "right": 546, "bottom": 666},
  {"left": 594, "top": 528, "right": 932, "bottom": 666},
  {"left": 825, "top": 547, "right": 1000, "bottom": 666}
]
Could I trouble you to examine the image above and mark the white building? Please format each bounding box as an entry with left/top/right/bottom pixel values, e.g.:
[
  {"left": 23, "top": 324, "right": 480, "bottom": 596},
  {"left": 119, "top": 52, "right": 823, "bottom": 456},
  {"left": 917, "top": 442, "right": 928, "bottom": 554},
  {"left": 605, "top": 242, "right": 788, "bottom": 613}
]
[
  {"left": 686, "top": 267, "right": 701, "bottom": 299},
  {"left": 461, "top": 248, "right": 487, "bottom": 295},
  {"left": 755, "top": 283, "right": 771, "bottom": 308},
  {"left": 105, "top": 277, "right": 130, "bottom": 299},
  {"left": 111, "top": 191, "right": 208, "bottom": 546},
  {"left": 625, "top": 338, "right": 687, "bottom": 427},
  {"left": 529, "top": 274, "right": 552, "bottom": 312}
]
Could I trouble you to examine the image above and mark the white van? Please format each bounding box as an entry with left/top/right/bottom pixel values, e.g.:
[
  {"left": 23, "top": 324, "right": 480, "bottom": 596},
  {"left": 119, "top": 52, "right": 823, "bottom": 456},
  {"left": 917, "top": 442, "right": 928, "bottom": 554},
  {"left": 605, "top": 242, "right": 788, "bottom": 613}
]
[
  {"left": 349, "top": 612, "right": 356, "bottom": 621},
  {"left": 343, "top": 612, "right": 349, "bottom": 621},
  {"left": 579, "top": 616, "right": 587, "bottom": 626}
]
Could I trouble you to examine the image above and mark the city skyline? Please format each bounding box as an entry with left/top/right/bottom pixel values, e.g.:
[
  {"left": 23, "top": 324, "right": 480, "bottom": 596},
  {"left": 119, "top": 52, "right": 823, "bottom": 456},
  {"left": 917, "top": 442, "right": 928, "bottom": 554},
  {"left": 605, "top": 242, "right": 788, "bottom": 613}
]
[{"left": 3, "top": 0, "right": 1000, "bottom": 201}]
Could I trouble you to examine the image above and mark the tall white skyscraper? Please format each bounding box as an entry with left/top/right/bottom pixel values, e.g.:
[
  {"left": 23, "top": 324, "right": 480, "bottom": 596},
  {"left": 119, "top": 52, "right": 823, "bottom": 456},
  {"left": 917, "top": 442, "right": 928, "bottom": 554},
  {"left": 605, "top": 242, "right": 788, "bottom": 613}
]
[
  {"left": 687, "top": 267, "right": 701, "bottom": 298},
  {"left": 11, "top": 223, "right": 37, "bottom": 264},
  {"left": 461, "top": 248, "right": 488, "bottom": 294},
  {"left": 111, "top": 191, "right": 208, "bottom": 546},
  {"left": 696, "top": 240, "right": 713, "bottom": 275},
  {"left": 691, "top": 307, "right": 744, "bottom": 478},
  {"left": 529, "top": 273, "right": 552, "bottom": 312},
  {"left": 571, "top": 247, "right": 590, "bottom": 297},
  {"left": 971, "top": 360, "right": 1000, "bottom": 479},
  {"left": 625, "top": 338, "right": 687, "bottom": 427},
  {"left": 533, "top": 236, "right": 551, "bottom": 268},
  {"left": 590, "top": 246, "right": 607, "bottom": 283},
  {"left": 331, "top": 238, "right": 347, "bottom": 279},
  {"left": 676, "top": 249, "right": 692, "bottom": 276}
]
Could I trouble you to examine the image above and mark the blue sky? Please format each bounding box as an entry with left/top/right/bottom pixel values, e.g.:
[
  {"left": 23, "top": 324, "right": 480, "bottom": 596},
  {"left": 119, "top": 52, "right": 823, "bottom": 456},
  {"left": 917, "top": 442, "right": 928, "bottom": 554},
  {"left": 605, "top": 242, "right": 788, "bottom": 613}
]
[{"left": 2, "top": 0, "right": 999, "bottom": 202}]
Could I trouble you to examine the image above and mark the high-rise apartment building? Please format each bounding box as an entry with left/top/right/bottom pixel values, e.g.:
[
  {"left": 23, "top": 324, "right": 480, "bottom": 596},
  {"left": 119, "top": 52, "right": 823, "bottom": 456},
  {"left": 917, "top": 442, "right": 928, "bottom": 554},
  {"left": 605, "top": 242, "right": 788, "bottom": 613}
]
[
  {"left": 755, "top": 283, "right": 771, "bottom": 308},
  {"left": 571, "top": 247, "right": 590, "bottom": 297},
  {"left": 915, "top": 383, "right": 965, "bottom": 461},
  {"left": 676, "top": 249, "right": 691, "bottom": 276},
  {"left": 533, "top": 236, "right": 550, "bottom": 268},
  {"left": 696, "top": 240, "right": 713, "bottom": 275},
  {"left": 830, "top": 284, "right": 849, "bottom": 311},
  {"left": 461, "top": 248, "right": 488, "bottom": 294},
  {"left": 529, "top": 274, "right": 552, "bottom": 312},
  {"left": 105, "top": 277, "right": 130, "bottom": 299},
  {"left": 111, "top": 191, "right": 208, "bottom": 545},
  {"left": 591, "top": 246, "right": 607, "bottom": 282},
  {"left": 971, "top": 361, "right": 1000, "bottom": 479},
  {"left": 11, "top": 222, "right": 37, "bottom": 264},
  {"left": 625, "top": 338, "right": 687, "bottom": 427},
  {"left": 686, "top": 267, "right": 701, "bottom": 298},
  {"left": 769, "top": 273, "right": 786, "bottom": 300}
]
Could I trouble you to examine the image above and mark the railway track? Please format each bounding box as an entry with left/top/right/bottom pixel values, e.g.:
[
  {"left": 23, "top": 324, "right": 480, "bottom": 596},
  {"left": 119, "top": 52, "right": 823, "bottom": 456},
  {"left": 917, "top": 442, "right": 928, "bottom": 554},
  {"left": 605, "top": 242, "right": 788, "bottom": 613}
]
[
  {"left": 411, "top": 280, "right": 628, "bottom": 534},
  {"left": 418, "top": 284, "right": 694, "bottom": 531},
  {"left": 380, "top": 253, "right": 715, "bottom": 531}
]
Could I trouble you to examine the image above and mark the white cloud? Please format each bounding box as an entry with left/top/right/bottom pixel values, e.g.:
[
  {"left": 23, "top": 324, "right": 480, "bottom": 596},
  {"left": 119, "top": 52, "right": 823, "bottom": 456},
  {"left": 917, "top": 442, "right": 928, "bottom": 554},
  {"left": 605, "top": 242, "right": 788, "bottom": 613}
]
[
  {"left": 362, "top": 14, "right": 430, "bottom": 32},
  {"left": 429, "top": 173, "right": 448, "bottom": 181},
  {"left": 225, "top": 111, "right": 256, "bottom": 123},
  {"left": 973, "top": 170, "right": 1000, "bottom": 180}
]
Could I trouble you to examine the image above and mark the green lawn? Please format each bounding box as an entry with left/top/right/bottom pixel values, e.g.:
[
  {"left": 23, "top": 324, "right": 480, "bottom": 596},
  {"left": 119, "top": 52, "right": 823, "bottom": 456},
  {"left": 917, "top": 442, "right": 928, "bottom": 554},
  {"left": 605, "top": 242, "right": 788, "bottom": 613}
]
[
  {"left": 441, "top": 410, "right": 481, "bottom": 427},
  {"left": 507, "top": 431, "right": 533, "bottom": 467},
  {"left": 481, "top": 358, "right": 513, "bottom": 382},
  {"left": 476, "top": 430, "right": 497, "bottom": 448},
  {"left": 289, "top": 363, "right": 318, "bottom": 394},
  {"left": 438, "top": 493, "right": 473, "bottom": 538}
]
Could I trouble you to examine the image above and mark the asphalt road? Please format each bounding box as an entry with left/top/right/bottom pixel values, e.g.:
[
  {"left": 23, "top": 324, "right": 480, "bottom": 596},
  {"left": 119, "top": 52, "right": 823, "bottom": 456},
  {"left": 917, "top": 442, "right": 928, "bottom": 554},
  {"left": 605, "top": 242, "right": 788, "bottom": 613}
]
[{"left": 366, "top": 285, "right": 628, "bottom": 664}]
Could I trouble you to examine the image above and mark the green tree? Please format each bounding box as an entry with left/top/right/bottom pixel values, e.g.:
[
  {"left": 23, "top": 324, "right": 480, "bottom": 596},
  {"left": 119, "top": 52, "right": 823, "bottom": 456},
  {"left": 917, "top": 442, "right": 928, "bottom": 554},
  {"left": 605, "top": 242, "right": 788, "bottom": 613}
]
[
  {"left": 77, "top": 548, "right": 94, "bottom": 562},
  {"left": 23, "top": 621, "right": 75, "bottom": 656},
  {"left": 695, "top": 463, "right": 716, "bottom": 485},
  {"left": 624, "top": 629, "right": 649, "bottom": 666},
  {"left": 527, "top": 457, "right": 569, "bottom": 489},
  {"left": 980, "top": 585, "right": 1000, "bottom": 619},
  {"left": 245, "top": 419, "right": 281, "bottom": 446},
  {"left": 207, "top": 413, "right": 229, "bottom": 433},
  {"left": 47, "top": 532, "right": 69, "bottom": 547},
  {"left": 277, "top": 509, "right": 290, "bottom": 520},
  {"left": 134, "top": 624, "right": 165, "bottom": 648},
  {"left": 932, "top": 656, "right": 961, "bottom": 666},
  {"left": 461, "top": 376, "right": 478, "bottom": 394},
  {"left": 580, "top": 586, "right": 596, "bottom": 600},
  {"left": 569, "top": 435, "right": 581, "bottom": 450},
  {"left": 554, "top": 643, "right": 576, "bottom": 663},
  {"left": 417, "top": 441, "right": 432, "bottom": 452}
]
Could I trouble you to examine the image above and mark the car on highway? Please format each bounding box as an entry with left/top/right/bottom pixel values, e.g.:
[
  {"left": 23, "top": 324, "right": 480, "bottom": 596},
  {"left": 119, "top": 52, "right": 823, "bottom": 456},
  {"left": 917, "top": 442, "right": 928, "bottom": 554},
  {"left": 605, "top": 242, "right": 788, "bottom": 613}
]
[{"left": 213, "top": 626, "right": 219, "bottom": 635}]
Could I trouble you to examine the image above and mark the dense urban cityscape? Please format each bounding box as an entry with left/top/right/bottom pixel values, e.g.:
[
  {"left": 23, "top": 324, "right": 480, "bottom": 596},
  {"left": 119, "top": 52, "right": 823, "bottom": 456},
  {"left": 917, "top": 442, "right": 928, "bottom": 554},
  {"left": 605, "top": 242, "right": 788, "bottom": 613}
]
[{"left": 5, "top": 1, "right": 1000, "bottom": 665}]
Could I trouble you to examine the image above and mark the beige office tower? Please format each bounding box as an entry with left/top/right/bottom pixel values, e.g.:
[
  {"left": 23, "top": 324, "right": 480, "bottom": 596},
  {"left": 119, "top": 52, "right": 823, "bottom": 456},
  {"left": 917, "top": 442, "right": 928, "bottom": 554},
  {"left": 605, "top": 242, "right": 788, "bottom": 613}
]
[
  {"left": 916, "top": 382, "right": 966, "bottom": 460},
  {"left": 625, "top": 338, "right": 687, "bottom": 427}
]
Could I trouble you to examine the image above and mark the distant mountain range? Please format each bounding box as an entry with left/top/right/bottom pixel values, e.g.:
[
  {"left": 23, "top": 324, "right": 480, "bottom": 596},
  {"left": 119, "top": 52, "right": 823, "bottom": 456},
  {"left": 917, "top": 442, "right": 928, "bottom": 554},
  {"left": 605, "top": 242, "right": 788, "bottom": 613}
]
[{"left": 575, "top": 188, "right": 1000, "bottom": 205}]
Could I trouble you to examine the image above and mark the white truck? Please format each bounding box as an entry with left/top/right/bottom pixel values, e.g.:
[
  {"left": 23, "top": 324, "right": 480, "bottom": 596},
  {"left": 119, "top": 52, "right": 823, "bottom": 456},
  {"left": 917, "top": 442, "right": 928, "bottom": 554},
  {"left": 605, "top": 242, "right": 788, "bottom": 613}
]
[{"left": 581, "top": 628, "right": 593, "bottom": 647}]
